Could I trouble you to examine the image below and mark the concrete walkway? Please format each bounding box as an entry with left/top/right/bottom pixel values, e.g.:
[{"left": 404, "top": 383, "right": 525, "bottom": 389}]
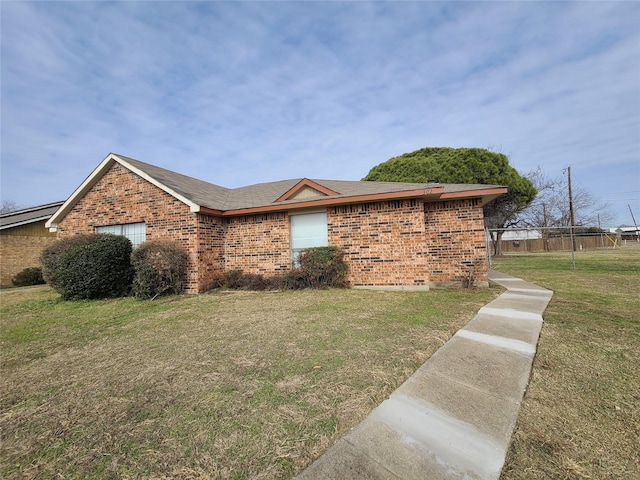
[{"left": 295, "top": 271, "right": 553, "bottom": 480}]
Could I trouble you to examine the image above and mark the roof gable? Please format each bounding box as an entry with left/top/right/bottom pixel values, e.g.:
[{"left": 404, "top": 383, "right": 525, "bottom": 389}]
[
  {"left": 276, "top": 179, "right": 339, "bottom": 202},
  {"left": 46, "top": 154, "right": 508, "bottom": 229},
  {"left": 46, "top": 153, "right": 229, "bottom": 229}
]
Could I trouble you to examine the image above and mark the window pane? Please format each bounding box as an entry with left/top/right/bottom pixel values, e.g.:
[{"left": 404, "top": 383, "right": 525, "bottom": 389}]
[
  {"left": 96, "top": 222, "right": 146, "bottom": 248},
  {"left": 123, "top": 223, "right": 146, "bottom": 248},
  {"left": 290, "top": 212, "right": 328, "bottom": 250},
  {"left": 96, "top": 225, "right": 121, "bottom": 235}
]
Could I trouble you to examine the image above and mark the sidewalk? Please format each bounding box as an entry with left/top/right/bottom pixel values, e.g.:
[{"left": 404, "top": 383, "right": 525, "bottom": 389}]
[{"left": 295, "top": 271, "right": 553, "bottom": 480}]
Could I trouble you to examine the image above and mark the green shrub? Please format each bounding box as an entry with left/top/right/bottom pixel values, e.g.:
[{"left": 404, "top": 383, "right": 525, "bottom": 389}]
[
  {"left": 290, "top": 246, "right": 348, "bottom": 289},
  {"left": 131, "top": 240, "right": 188, "bottom": 299},
  {"left": 12, "top": 267, "right": 45, "bottom": 287},
  {"left": 41, "top": 234, "right": 98, "bottom": 287},
  {"left": 41, "top": 234, "right": 134, "bottom": 300}
]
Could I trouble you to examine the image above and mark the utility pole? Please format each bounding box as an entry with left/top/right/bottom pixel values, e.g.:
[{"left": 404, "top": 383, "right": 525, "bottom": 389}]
[
  {"left": 629, "top": 204, "right": 640, "bottom": 242},
  {"left": 598, "top": 214, "right": 604, "bottom": 249},
  {"left": 543, "top": 203, "right": 549, "bottom": 251},
  {"left": 565, "top": 166, "right": 576, "bottom": 269}
]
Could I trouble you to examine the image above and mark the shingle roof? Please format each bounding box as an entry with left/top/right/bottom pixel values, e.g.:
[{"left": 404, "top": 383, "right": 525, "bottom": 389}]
[
  {"left": 116, "top": 155, "right": 231, "bottom": 210},
  {"left": 0, "top": 201, "right": 65, "bottom": 230},
  {"left": 115, "top": 155, "right": 504, "bottom": 211},
  {"left": 47, "top": 153, "right": 507, "bottom": 228}
]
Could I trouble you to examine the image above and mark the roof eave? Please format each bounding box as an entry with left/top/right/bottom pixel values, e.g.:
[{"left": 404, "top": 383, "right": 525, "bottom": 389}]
[
  {"left": 440, "top": 187, "right": 508, "bottom": 204},
  {"left": 47, "top": 153, "right": 116, "bottom": 230},
  {"left": 46, "top": 153, "right": 204, "bottom": 231},
  {"left": 221, "top": 187, "right": 444, "bottom": 216},
  {"left": 112, "top": 154, "right": 202, "bottom": 212},
  {"left": 1, "top": 215, "right": 52, "bottom": 230}
]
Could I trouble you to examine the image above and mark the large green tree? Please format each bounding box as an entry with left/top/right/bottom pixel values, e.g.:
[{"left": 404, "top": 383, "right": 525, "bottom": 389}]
[{"left": 363, "top": 147, "right": 537, "bottom": 254}]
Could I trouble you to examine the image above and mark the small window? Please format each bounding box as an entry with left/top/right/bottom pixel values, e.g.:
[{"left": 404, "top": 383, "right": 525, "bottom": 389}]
[
  {"left": 290, "top": 212, "right": 328, "bottom": 265},
  {"left": 96, "top": 222, "right": 146, "bottom": 248}
]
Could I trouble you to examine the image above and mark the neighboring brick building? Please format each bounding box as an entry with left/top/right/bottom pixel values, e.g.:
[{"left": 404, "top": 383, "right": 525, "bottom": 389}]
[
  {"left": 46, "top": 153, "right": 506, "bottom": 293},
  {"left": 0, "top": 201, "right": 64, "bottom": 286}
]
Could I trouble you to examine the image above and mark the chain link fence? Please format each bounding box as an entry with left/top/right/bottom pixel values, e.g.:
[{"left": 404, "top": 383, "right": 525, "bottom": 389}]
[{"left": 486, "top": 227, "right": 640, "bottom": 269}]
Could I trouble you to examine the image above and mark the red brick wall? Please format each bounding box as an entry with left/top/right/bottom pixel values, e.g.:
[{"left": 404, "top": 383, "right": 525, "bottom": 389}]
[
  {"left": 328, "top": 200, "right": 429, "bottom": 288},
  {"left": 195, "top": 213, "right": 226, "bottom": 291},
  {"left": 53, "top": 162, "right": 489, "bottom": 291},
  {"left": 424, "top": 199, "right": 488, "bottom": 286},
  {"left": 224, "top": 213, "right": 291, "bottom": 274},
  {"left": 55, "top": 162, "right": 225, "bottom": 293}
]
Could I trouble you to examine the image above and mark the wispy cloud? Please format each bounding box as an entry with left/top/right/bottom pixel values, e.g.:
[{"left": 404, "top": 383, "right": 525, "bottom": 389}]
[{"left": 1, "top": 1, "right": 638, "bottom": 225}]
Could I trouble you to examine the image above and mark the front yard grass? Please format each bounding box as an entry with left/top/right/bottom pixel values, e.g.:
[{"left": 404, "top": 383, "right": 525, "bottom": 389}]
[
  {"left": 1, "top": 285, "right": 496, "bottom": 479},
  {"left": 494, "top": 248, "right": 640, "bottom": 479}
]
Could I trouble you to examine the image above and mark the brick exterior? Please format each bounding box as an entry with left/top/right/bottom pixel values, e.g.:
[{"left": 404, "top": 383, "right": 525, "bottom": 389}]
[
  {"left": 0, "top": 223, "right": 57, "bottom": 286},
  {"left": 328, "top": 200, "right": 429, "bottom": 288},
  {"left": 53, "top": 163, "right": 490, "bottom": 293},
  {"left": 55, "top": 163, "right": 226, "bottom": 293},
  {"left": 224, "top": 213, "right": 291, "bottom": 274},
  {"left": 194, "top": 213, "right": 226, "bottom": 291},
  {"left": 424, "top": 199, "right": 488, "bottom": 287},
  {"left": 327, "top": 198, "right": 489, "bottom": 289}
]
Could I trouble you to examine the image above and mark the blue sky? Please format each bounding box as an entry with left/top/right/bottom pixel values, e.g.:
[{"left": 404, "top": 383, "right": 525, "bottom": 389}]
[{"left": 1, "top": 1, "right": 638, "bottom": 228}]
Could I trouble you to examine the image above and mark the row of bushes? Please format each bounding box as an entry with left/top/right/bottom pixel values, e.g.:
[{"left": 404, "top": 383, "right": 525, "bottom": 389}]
[
  {"left": 40, "top": 234, "right": 187, "bottom": 300},
  {"left": 33, "top": 234, "right": 348, "bottom": 300},
  {"left": 219, "top": 246, "right": 348, "bottom": 291}
]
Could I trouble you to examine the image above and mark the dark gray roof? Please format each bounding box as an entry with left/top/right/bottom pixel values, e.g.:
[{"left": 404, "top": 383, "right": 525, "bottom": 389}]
[
  {"left": 117, "top": 155, "right": 231, "bottom": 210},
  {"left": 222, "top": 179, "right": 435, "bottom": 210},
  {"left": 0, "top": 201, "right": 65, "bottom": 230},
  {"left": 115, "top": 155, "right": 504, "bottom": 212}
]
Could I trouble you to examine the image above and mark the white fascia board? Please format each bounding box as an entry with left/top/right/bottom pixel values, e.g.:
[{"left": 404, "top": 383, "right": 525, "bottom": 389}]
[
  {"left": 46, "top": 153, "right": 202, "bottom": 232},
  {"left": 112, "top": 155, "right": 201, "bottom": 213},
  {"left": 46, "top": 153, "right": 116, "bottom": 230}
]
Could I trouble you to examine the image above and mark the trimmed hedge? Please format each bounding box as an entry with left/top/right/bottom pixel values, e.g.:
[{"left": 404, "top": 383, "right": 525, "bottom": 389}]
[
  {"left": 131, "top": 240, "right": 188, "bottom": 299},
  {"left": 41, "top": 234, "right": 134, "bottom": 300},
  {"left": 41, "top": 237, "right": 348, "bottom": 298},
  {"left": 12, "top": 267, "right": 45, "bottom": 287},
  {"left": 41, "top": 234, "right": 98, "bottom": 288}
]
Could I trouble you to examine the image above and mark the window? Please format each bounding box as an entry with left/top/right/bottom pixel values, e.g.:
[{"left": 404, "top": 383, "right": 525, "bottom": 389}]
[
  {"left": 290, "top": 212, "right": 328, "bottom": 264},
  {"left": 96, "top": 222, "right": 146, "bottom": 248}
]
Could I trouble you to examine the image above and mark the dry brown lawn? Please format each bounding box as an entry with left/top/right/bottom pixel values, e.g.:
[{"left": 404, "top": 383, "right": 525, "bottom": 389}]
[{"left": 1, "top": 286, "right": 496, "bottom": 479}]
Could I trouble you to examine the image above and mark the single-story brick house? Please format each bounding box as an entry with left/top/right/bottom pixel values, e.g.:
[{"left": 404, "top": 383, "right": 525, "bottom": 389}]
[
  {"left": 46, "top": 153, "right": 506, "bottom": 292},
  {"left": 1, "top": 201, "right": 64, "bottom": 286}
]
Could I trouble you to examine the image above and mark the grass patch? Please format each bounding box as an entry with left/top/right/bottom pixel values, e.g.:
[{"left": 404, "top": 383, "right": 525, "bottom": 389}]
[
  {"left": 1, "top": 285, "right": 496, "bottom": 479},
  {"left": 494, "top": 248, "right": 640, "bottom": 479}
]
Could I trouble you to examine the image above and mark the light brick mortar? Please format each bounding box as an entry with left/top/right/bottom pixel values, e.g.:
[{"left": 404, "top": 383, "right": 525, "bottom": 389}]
[
  {"left": 424, "top": 199, "right": 488, "bottom": 286},
  {"left": 0, "top": 234, "right": 57, "bottom": 286},
  {"left": 224, "top": 213, "right": 291, "bottom": 274},
  {"left": 328, "top": 200, "right": 429, "bottom": 287}
]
